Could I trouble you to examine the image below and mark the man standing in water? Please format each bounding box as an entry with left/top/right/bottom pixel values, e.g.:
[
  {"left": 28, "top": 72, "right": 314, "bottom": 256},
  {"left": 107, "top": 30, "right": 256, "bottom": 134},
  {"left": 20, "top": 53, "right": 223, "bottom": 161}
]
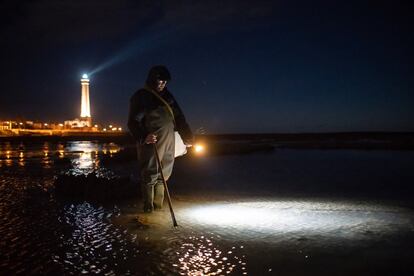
[{"left": 128, "top": 65, "right": 193, "bottom": 213}]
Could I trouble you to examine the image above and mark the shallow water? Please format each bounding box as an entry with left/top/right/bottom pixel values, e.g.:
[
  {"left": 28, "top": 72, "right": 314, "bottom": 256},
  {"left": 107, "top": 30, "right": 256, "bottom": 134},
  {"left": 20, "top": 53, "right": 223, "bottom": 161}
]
[{"left": 1, "top": 141, "right": 414, "bottom": 275}]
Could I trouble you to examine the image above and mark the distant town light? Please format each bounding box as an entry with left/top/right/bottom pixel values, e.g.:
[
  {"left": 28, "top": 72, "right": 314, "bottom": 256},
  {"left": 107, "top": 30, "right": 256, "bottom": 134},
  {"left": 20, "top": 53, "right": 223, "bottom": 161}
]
[
  {"left": 118, "top": 127, "right": 122, "bottom": 131},
  {"left": 44, "top": 123, "right": 48, "bottom": 126},
  {"left": 103, "top": 128, "right": 107, "bottom": 131},
  {"left": 109, "top": 125, "right": 113, "bottom": 128},
  {"left": 59, "top": 123, "right": 63, "bottom": 127},
  {"left": 94, "top": 124, "right": 98, "bottom": 128},
  {"left": 112, "top": 127, "right": 117, "bottom": 131},
  {"left": 19, "top": 122, "right": 23, "bottom": 125},
  {"left": 82, "top": 73, "right": 88, "bottom": 79}
]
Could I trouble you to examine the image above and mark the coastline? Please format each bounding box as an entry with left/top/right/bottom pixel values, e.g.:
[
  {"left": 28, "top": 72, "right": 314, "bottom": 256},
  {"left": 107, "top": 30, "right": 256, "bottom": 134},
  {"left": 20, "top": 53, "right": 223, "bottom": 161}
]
[{"left": 1, "top": 131, "right": 413, "bottom": 151}]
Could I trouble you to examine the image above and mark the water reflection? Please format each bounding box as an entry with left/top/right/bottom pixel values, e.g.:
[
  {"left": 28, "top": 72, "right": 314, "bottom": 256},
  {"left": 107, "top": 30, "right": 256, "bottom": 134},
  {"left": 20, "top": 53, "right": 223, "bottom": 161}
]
[
  {"left": 173, "top": 235, "right": 247, "bottom": 275},
  {"left": 2, "top": 143, "right": 12, "bottom": 167},
  {"left": 54, "top": 202, "right": 140, "bottom": 275},
  {"left": 0, "top": 141, "right": 121, "bottom": 172},
  {"left": 57, "top": 143, "right": 65, "bottom": 158},
  {"left": 18, "top": 151, "right": 25, "bottom": 167},
  {"left": 5, "top": 147, "right": 13, "bottom": 166},
  {"left": 66, "top": 141, "right": 120, "bottom": 175},
  {"left": 102, "top": 142, "right": 120, "bottom": 157},
  {"left": 42, "top": 142, "right": 52, "bottom": 168}
]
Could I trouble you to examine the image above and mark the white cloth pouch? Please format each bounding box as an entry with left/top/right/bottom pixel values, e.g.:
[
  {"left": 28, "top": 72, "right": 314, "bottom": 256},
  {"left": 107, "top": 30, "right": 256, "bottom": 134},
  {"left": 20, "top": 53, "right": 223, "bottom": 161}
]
[{"left": 174, "top": 131, "right": 187, "bottom": 157}]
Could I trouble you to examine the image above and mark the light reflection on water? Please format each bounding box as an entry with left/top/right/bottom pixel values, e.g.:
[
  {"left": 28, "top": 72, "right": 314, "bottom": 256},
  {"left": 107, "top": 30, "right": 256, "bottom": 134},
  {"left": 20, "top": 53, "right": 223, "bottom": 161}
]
[
  {"left": 0, "top": 141, "right": 151, "bottom": 274},
  {"left": 57, "top": 143, "right": 65, "bottom": 158},
  {"left": 172, "top": 235, "right": 247, "bottom": 276},
  {"left": 65, "top": 141, "right": 121, "bottom": 175},
  {"left": 42, "top": 142, "right": 52, "bottom": 168},
  {"left": 0, "top": 141, "right": 121, "bottom": 172},
  {"left": 18, "top": 151, "right": 25, "bottom": 167},
  {"left": 53, "top": 202, "right": 140, "bottom": 275}
]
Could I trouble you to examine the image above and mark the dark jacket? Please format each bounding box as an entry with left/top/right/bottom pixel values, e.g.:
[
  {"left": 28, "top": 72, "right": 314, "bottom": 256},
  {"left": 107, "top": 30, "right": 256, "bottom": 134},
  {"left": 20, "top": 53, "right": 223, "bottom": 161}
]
[{"left": 127, "top": 88, "right": 193, "bottom": 144}]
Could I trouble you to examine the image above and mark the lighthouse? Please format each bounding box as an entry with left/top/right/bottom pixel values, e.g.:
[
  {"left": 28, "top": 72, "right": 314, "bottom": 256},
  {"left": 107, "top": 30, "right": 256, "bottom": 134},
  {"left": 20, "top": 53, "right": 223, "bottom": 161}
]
[{"left": 80, "top": 74, "right": 92, "bottom": 127}]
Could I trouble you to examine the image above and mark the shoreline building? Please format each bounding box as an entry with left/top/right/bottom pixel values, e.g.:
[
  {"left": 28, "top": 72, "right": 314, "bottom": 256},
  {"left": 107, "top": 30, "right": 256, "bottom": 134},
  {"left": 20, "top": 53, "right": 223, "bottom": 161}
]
[{"left": 65, "top": 74, "right": 92, "bottom": 128}]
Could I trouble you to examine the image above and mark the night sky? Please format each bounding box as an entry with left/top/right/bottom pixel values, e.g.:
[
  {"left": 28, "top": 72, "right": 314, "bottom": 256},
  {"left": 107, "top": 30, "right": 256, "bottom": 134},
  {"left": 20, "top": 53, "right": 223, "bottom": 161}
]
[{"left": 1, "top": 1, "right": 413, "bottom": 133}]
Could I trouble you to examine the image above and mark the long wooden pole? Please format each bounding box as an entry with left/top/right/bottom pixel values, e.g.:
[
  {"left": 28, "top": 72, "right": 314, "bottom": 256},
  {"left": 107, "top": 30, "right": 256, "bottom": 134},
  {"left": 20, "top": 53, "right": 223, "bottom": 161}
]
[{"left": 153, "top": 143, "right": 178, "bottom": 227}]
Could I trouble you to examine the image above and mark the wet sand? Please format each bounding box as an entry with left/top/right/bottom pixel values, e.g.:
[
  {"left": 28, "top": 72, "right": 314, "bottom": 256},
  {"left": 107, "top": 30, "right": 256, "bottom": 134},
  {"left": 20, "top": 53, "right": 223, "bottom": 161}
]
[
  {"left": 1, "top": 141, "right": 414, "bottom": 275},
  {"left": 110, "top": 148, "right": 414, "bottom": 275},
  {"left": 111, "top": 195, "right": 414, "bottom": 275}
]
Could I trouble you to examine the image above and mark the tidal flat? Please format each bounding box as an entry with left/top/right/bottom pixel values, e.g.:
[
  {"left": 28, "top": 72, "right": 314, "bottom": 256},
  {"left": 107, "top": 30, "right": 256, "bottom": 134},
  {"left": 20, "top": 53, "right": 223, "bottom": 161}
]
[{"left": 1, "top": 140, "right": 414, "bottom": 275}]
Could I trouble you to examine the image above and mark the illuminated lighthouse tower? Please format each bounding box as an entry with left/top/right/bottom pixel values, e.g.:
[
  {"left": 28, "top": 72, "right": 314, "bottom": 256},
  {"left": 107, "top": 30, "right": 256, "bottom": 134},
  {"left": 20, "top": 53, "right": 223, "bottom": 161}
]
[{"left": 80, "top": 74, "right": 92, "bottom": 127}]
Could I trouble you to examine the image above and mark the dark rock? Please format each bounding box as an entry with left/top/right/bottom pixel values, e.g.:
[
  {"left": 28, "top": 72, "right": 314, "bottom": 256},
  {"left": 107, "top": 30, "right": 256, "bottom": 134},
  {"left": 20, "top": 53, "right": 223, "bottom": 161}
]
[
  {"left": 100, "top": 147, "right": 137, "bottom": 165},
  {"left": 54, "top": 170, "right": 139, "bottom": 202}
]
